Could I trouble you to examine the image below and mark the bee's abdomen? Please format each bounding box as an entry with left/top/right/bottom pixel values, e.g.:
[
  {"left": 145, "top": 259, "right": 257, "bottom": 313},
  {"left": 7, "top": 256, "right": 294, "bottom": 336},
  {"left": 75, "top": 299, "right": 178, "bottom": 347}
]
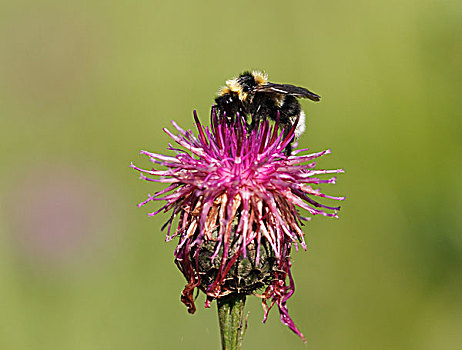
[
  {"left": 280, "top": 95, "right": 301, "bottom": 119},
  {"left": 249, "top": 93, "right": 278, "bottom": 121}
]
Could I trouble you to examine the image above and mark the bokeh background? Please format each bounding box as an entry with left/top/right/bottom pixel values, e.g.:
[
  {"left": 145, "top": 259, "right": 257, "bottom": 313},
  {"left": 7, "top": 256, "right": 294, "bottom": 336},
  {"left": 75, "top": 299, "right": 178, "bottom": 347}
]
[{"left": 1, "top": 0, "right": 461, "bottom": 349}]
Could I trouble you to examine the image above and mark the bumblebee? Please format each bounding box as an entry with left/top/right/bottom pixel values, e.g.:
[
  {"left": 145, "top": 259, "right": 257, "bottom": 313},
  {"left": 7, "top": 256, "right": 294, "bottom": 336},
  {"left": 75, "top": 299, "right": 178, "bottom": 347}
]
[{"left": 213, "top": 70, "right": 320, "bottom": 153}]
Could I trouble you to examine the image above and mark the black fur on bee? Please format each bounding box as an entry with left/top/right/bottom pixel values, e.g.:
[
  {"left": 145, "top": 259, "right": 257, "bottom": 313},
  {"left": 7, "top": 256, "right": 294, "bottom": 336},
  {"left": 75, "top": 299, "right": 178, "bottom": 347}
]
[{"left": 212, "top": 71, "right": 320, "bottom": 155}]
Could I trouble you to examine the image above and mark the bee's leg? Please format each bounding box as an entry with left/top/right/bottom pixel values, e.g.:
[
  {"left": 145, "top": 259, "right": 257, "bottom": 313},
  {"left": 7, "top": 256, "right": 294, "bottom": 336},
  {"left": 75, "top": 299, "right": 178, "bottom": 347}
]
[
  {"left": 282, "top": 125, "right": 293, "bottom": 156},
  {"left": 275, "top": 108, "right": 292, "bottom": 156},
  {"left": 279, "top": 96, "right": 303, "bottom": 156},
  {"left": 248, "top": 110, "right": 263, "bottom": 133},
  {"left": 248, "top": 115, "right": 257, "bottom": 132}
]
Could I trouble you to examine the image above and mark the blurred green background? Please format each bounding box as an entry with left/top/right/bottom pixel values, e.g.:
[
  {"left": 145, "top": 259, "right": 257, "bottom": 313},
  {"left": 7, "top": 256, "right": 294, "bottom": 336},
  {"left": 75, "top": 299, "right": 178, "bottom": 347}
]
[{"left": 1, "top": 0, "right": 461, "bottom": 349}]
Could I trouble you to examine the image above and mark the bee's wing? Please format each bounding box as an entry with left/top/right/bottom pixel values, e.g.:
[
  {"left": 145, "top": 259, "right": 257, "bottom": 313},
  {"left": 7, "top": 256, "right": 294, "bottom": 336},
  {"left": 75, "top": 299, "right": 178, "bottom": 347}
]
[{"left": 255, "top": 83, "right": 321, "bottom": 101}]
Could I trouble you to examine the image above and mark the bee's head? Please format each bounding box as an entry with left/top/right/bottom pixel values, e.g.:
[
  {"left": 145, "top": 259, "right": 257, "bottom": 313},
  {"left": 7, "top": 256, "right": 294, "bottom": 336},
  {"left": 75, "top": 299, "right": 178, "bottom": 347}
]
[{"left": 223, "top": 70, "right": 268, "bottom": 101}]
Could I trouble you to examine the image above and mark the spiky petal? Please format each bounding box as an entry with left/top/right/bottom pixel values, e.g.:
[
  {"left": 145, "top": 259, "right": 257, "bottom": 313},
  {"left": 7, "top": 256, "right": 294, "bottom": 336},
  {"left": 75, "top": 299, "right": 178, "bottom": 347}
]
[{"left": 131, "top": 111, "right": 344, "bottom": 341}]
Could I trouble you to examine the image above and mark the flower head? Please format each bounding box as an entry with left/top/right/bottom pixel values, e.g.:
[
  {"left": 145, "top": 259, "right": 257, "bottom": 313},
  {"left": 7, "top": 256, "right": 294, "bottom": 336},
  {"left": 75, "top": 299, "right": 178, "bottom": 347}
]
[{"left": 131, "top": 111, "right": 344, "bottom": 341}]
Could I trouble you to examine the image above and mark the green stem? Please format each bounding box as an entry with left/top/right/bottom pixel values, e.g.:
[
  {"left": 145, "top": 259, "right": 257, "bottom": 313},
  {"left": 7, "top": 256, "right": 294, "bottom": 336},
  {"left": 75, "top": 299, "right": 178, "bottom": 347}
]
[{"left": 217, "top": 294, "right": 247, "bottom": 350}]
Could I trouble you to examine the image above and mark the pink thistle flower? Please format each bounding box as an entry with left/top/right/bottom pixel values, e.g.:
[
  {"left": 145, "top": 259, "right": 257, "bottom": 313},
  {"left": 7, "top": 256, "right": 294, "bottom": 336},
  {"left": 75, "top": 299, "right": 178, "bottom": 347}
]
[{"left": 131, "top": 111, "right": 344, "bottom": 341}]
